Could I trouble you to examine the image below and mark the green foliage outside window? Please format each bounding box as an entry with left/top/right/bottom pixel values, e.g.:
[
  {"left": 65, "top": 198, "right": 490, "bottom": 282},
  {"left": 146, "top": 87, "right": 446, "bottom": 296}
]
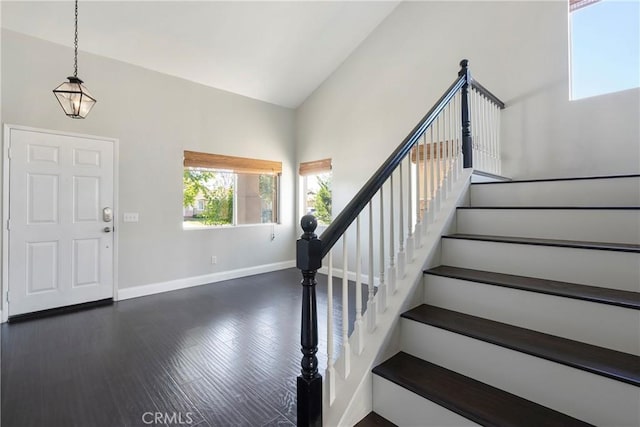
[
  {"left": 183, "top": 168, "right": 234, "bottom": 226},
  {"left": 313, "top": 175, "right": 332, "bottom": 224}
]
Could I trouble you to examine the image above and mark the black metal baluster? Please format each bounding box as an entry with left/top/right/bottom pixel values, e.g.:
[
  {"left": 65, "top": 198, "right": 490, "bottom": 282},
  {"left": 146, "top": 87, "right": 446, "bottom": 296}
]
[
  {"left": 459, "top": 59, "right": 473, "bottom": 168},
  {"left": 296, "top": 214, "right": 322, "bottom": 427}
]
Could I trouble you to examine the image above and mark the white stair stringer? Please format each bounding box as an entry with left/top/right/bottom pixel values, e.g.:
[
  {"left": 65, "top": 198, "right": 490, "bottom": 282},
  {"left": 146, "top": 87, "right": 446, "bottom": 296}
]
[
  {"left": 372, "top": 375, "right": 479, "bottom": 427},
  {"left": 456, "top": 208, "right": 640, "bottom": 244},
  {"left": 469, "top": 175, "right": 640, "bottom": 207},
  {"left": 324, "top": 169, "right": 473, "bottom": 427},
  {"left": 441, "top": 238, "right": 640, "bottom": 292},
  {"left": 424, "top": 275, "right": 640, "bottom": 355},
  {"left": 400, "top": 319, "right": 640, "bottom": 427}
]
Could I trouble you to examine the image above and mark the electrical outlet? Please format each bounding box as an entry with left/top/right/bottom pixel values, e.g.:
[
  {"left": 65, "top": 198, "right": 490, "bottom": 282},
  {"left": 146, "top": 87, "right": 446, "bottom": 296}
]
[{"left": 211, "top": 256, "right": 217, "bottom": 265}]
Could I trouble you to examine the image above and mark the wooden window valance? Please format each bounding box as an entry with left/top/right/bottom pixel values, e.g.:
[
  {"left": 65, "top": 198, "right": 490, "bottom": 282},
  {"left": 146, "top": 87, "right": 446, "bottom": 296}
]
[
  {"left": 299, "top": 158, "right": 332, "bottom": 176},
  {"left": 183, "top": 150, "right": 282, "bottom": 175}
]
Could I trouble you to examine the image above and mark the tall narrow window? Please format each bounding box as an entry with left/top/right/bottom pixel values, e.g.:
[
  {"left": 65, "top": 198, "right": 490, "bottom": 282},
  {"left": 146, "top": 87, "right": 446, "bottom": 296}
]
[
  {"left": 299, "top": 159, "right": 332, "bottom": 225},
  {"left": 570, "top": 0, "right": 640, "bottom": 99},
  {"left": 183, "top": 151, "right": 281, "bottom": 228}
]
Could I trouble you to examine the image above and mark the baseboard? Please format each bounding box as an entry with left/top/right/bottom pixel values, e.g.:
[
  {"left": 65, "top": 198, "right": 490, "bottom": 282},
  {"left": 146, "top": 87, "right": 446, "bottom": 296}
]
[{"left": 116, "top": 260, "right": 295, "bottom": 301}]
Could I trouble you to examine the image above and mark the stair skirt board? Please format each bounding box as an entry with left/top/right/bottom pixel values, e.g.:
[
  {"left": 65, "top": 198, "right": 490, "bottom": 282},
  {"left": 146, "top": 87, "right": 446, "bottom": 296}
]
[
  {"left": 373, "top": 375, "right": 480, "bottom": 427},
  {"left": 469, "top": 176, "right": 640, "bottom": 207},
  {"left": 400, "top": 320, "right": 640, "bottom": 427},
  {"left": 456, "top": 208, "right": 640, "bottom": 244},
  {"left": 441, "top": 238, "right": 640, "bottom": 291},
  {"left": 423, "top": 275, "right": 640, "bottom": 355}
]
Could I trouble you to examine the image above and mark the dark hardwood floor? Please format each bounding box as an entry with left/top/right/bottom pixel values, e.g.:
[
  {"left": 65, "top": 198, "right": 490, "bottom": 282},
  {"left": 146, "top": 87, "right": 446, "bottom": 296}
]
[{"left": 1, "top": 268, "right": 370, "bottom": 427}]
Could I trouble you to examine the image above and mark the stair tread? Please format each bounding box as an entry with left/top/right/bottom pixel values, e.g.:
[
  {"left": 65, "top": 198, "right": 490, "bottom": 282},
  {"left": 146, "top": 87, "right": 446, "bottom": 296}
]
[
  {"left": 401, "top": 305, "right": 640, "bottom": 386},
  {"left": 354, "top": 412, "right": 397, "bottom": 427},
  {"left": 425, "top": 266, "right": 640, "bottom": 309},
  {"left": 444, "top": 233, "right": 640, "bottom": 253},
  {"left": 373, "top": 352, "right": 594, "bottom": 427}
]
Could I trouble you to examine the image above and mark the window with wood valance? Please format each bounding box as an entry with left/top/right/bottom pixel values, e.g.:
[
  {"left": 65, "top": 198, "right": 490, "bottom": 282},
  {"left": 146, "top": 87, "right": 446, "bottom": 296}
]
[
  {"left": 184, "top": 150, "right": 282, "bottom": 175},
  {"left": 298, "top": 158, "right": 332, "bottom": 176}
]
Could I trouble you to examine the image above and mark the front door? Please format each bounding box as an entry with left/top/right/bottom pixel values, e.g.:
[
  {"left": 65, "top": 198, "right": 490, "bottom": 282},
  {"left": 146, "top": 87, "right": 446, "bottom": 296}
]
[{"left": 7, "top": 127, "right": 115, "bottom": 316}]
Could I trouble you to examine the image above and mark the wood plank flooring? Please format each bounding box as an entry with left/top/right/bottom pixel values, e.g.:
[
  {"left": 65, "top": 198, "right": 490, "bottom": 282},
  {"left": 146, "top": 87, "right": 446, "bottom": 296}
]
[{"left": 1, "top": 268, "right": 370, "bottom": 427}]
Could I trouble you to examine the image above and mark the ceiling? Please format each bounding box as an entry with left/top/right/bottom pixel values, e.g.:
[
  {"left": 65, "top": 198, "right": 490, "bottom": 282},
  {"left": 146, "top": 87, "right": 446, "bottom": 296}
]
[{"left": 2, "top": 1, "right": 399, "bottom": 108}]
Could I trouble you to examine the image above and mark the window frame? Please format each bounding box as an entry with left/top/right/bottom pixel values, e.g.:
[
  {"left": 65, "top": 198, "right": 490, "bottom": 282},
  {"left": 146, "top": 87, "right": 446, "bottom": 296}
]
[{"left": 183, "top": 151, "right": 282, "bottom": 229}]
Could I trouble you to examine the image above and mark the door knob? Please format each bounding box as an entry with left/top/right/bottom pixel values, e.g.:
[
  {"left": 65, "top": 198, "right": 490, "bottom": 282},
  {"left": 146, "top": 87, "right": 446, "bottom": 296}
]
[{"left": 104, "top": 227, "right": 112, "bottom": 233}]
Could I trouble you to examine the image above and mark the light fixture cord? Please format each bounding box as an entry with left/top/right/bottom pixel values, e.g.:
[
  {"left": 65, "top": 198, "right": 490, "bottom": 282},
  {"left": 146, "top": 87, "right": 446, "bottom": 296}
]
[{"left": 73, "top": 0, "right": 79, "bottom": 77}]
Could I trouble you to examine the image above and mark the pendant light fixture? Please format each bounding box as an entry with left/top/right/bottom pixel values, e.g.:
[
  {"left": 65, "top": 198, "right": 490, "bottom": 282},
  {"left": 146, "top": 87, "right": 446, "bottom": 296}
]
[{"left": 53, "top": 0, "right": 96, "bottom": 119}]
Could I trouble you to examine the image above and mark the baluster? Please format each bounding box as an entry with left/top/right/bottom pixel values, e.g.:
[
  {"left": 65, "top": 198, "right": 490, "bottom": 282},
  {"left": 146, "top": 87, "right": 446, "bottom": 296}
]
[
  {"left": 494, "top": 103, "right": 499, "bottom": 174},
  {"left": 388, "top": 174, "right": 397, "bottom": 294},
  {"left": 422, "top": 132, "right": 429, "bottom": 234},
  {"left": 397, "top": 164, "right": 406, "bottom": 278},
  {"left": 378, "top": 186, "right": 387, "bottom": 313},
  {"left": 444, "top": 105, "right": 451, "bottom": 194},
  {"left": 414, "top": 136, "right": 423, "bottom": 244},
  {"left": 482, "top": 94, "right": 488, "bottom": 172},
  {"left": 457, "top": 92, "right": 463, "bottom": 176},
  {"left": 429, "top": 126, "right": 436, "bottom": 223},
  {"left": 367, "top": 201, "right": 376, "bottom": 333},
  {"left": 325, "top": 250, "right": 335, "bottom": 405},
  {"left": 452, "top": 93, "right": 460, "bottom": 181},
  {"left": 341, "top": 234, "right": 350, "bottom": 378},
  {"left": 406, "top": 156, "right": 414, "bottom": 262},
  {"left": 446, "top": 101, "right": 453, "bottom": 192},
  {"left": 434, "top": 116, "right": 441, "bottom": 212},
  {"left": 450, "top": 101, "right": 456, "bottom": 185},
  {"left": 296, "top": 215, "right": 322, "bottom": 427},
  {"left": 354, "top": 215, "right": 364, "bottom": 355},
  {"left": 496, "top": 102, "right": 502, "bottom": 175},
  {"left": 440, "top": 111, "right": 449, "bottom": 200}
]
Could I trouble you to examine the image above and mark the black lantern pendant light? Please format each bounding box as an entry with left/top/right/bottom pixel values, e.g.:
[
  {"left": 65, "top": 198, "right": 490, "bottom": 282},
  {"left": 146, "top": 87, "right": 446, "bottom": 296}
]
[{"left": 53, "top": 0, "right": 96, "bottom": 119}]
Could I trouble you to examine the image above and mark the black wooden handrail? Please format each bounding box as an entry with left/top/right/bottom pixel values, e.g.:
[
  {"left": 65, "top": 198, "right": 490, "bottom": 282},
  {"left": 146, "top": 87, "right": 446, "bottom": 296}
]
[
  {"left": 471, "top": 79, "right": 506, "bottom": 109},
  {"left": 295, "top": 59, "right": 505, "bottom": 427}
]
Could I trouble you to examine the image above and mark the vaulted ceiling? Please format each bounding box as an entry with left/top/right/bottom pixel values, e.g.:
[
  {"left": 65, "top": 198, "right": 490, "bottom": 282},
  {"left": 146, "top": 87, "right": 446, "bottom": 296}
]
[{"left": 2, "top": 1, "right": 400, "bottom": 108}]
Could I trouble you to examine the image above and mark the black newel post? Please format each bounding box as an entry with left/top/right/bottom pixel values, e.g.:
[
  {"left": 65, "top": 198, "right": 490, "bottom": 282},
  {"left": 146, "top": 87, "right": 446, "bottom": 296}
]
[
  {"left": 459, "top": 59, "right": 473, "bottom": 169},
  {"left": 296, "top": 214, "right": 322, "bottom": 427}
]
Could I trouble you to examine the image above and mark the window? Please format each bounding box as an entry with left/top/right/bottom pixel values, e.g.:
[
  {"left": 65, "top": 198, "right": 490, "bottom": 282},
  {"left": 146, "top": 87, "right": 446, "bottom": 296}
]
[
  {"left": 569, "top": 0, "right": 640, "bottom": 99},
  {"left": 183, "top": 151, "right": 281, "bottom": 228},
  {"left": 299, "top": 159, "right": 332, "bottom": 225}
]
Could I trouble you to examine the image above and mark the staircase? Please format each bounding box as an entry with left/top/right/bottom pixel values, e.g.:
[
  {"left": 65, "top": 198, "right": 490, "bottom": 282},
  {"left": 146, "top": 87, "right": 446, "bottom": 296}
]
[{"left": 365, "top": 175, "right": 640, "bottom": 426}]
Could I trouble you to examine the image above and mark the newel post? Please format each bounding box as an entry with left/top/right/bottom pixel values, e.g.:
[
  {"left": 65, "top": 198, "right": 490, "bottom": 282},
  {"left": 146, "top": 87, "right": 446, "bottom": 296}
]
[
  {"left": 296, "top": 214, "right": 323, "bottom": 427},
  {"left": 459, "top": 59, "right": 473, "bottom": 168}
]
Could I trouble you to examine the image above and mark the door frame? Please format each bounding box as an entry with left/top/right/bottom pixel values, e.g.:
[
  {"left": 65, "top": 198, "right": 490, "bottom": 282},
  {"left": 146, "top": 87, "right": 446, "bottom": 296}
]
[{"left": 1, "top": 124, "right": 120, "bottom": 322}]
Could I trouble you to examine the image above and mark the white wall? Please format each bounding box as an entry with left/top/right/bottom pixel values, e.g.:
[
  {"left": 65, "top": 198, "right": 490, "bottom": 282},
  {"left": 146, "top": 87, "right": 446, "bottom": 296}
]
[
  {"left": 297, "top": 1, "right": 640, "bottom": 216},
  {"left": 1, "top": 30, "right": 296, "bottom": 292}
]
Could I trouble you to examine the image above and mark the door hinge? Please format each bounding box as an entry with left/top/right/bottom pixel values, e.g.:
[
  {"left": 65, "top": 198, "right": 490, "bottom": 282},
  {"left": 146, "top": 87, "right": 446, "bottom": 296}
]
[
  {"left": 6, "top": 291, "right": 9, "bottom": 302},
  {"left": 7, "top": 146, "right": 13, "bottom": 159},
  {"left": 6, "top": 219, "right": 10, "bottom": 230}
]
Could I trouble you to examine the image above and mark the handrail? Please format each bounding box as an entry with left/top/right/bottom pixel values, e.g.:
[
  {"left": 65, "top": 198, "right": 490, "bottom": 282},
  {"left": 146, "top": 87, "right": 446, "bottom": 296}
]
[
  {"left": 471, "top": 79, "right": 506, "bottom": 109},
  {"left": 319, "top": 74, "right": 466, "bottom": 257}
]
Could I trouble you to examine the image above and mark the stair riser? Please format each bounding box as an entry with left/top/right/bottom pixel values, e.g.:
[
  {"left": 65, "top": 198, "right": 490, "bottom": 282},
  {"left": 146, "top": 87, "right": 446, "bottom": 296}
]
[
  {"left": 456, "top": 209, "right": 640, "bottom": 244},
  {"left": 372, "top": 375, "right": 479, "bottom": 427},
  {"left": 441, "top": 238, "right": 640, "bottom": 291},
  {"left": 470, "top": 177, "right": 640, "bottom": 207},
  {"left": 401, "top": 320, "right": 640, "bottom": 427},
  {"left": 424, "top": 275, "right": 640, "bottom": 355}
]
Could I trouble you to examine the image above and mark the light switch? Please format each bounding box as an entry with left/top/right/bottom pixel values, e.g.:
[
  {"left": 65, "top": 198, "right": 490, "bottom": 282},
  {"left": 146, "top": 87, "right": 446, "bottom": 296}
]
[{"left": 123, "top": 212, "right": 139, "bottom": 223}]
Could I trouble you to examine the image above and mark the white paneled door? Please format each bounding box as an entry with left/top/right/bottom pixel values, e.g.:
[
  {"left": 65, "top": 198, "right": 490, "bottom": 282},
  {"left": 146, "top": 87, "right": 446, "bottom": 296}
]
[{"left": 7, "top": 128, "right": 115, "bottom": 316}]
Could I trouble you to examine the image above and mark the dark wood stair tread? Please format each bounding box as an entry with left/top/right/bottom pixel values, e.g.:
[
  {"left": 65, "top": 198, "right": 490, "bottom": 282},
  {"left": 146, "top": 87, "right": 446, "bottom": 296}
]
[
  {"left": 457, "top": 206, "right": 640, "bottom": 210},
  {"left": 425, "top": 266, "right": 640, "bottom": 309},
  {"left": 443, "top": 233, "right": 640, "bottom": 253},
  {"left": 373, "top": 352, "right": 593, "bottom": 427},
  {"left": 401, "top": 305, "right": 640, "bottom": 386},
  {"left": 354, "top": 412, "right": 397, "bottom": 427}
]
